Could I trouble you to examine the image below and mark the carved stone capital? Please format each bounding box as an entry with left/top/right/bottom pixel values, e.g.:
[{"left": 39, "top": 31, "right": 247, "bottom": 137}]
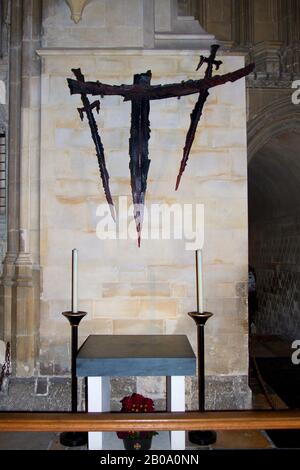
[{"left": 65, "top": 0, "right": 90, "bottom": 24}]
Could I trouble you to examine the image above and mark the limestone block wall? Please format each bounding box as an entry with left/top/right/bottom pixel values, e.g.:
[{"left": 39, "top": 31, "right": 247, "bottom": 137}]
[
  {"left": 42, "top": 0, "right": 154, "bottom": 48},
  {"left": 38, "top": 48, "right": 248, "bottom": 405}
]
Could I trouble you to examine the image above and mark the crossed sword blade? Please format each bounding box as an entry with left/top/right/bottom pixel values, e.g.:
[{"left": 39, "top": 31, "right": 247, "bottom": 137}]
[
  {"left": 72, "top": 68, "right": 116, "bottom": 222},
  {"left": 175, "top": 44, "right": 223, "bottom": 191},
  {"left": 129, "top": 71, "right": 151, "bottom": 247}
]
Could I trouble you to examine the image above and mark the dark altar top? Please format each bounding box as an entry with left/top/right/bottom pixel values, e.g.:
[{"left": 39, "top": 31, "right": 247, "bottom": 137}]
[{"left": 76, "top": 334, "right": 196, "bottom": 377}]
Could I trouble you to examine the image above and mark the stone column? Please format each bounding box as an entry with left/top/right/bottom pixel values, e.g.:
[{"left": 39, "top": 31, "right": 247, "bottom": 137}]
[
  {"left": 15, "top": 0, "right": 41, "bottom": 376},
  {"left": 1, "top": 0, "right": 42, "bottom": 376},
  {"left": 0, "top": 0, "right": 22, "bottom": 351},
  {"left": 0, "top": 0, "right": 9, "bottom": 339},
  {"left": 278, "top": 0, "right": 300, "bottom": 44},
  {"left": 233, "top": 0, "right": 254, "bottom": 47}
]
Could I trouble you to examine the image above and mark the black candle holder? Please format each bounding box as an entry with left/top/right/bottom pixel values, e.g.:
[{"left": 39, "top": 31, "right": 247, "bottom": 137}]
[
  {"left": 188, "top": 311, "right": 217, "bottom": 446},
  {"left": 60, "top": 311, "right": 88, "bottom": 447}
]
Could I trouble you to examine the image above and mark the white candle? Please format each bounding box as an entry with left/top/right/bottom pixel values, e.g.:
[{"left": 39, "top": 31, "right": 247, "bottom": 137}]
[
  {"left": 196, "top": 249, "right": 204, "bottom": 313},
  {"left": 72, "top": 248, "right": 78, "bottom": 313}
]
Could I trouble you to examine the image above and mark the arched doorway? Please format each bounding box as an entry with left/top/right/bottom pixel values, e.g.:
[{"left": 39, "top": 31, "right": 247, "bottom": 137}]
[
  {"left": 249, "top": 128, "right": 300, "bottom": 336},
  {"left": 247, "top": 101, "right": 300, "bottom": 415}
]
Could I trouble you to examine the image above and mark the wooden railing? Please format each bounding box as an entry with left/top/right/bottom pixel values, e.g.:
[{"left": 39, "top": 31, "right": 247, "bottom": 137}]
[{"left": 1, "top": 410, "right": 300, "bottom": 432}]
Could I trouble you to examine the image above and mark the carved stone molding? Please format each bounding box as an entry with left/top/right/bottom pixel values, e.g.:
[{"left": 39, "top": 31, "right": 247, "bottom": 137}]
[
  {"left": 247, "top": 78, "right": 293, "bottom": 89},
  {"left": 154, "top": 0, "right": 215, "bottom": 48},
  {"left": 244, "top": 40, "right": 300, "bottom": 86},
  {"left": 251, "top": 41, "right": 283, "bottom": 79},
  {"left": 65, "top": 0, "right": 90, "bottom": 24},
  {"left": 247, "top": 97, "right": 300, "bottom": 161}
]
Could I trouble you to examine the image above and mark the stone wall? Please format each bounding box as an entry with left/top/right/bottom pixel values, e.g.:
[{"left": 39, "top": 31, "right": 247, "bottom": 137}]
[
  {"left": 0, "top": 374, "right": 251, "bottom": 411},
  {"left": 38, "top": 47, "right": 249, "bottom": 406},
  {"left": 0, "top": 0, "right": 250, "bottom": 411},
  {"left": 42, "top": 0, "right": 155, "bottom": 48},
  {"left": 1, "top": 0, "right": 300, "bottom": 413},
  {"left": 250, "top": 214, "right": 300, "bottom": 341}
]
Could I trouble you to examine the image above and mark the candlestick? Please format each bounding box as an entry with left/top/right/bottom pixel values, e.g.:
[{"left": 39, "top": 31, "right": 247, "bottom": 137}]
[
  {"left": 60, "top": 249, "right": 87, "bottom": 447},
  {"left": 187, "top": 250, "right": 217, "bottom": 446},
  {"left": 72, "top": 248, "right": 78, "bottom": 313},
  {"left": 59, "top": 310, "right": 87, "bottom": 447},
  {"left": 196, "top": 249, "right": 204, "bottom": 313}
]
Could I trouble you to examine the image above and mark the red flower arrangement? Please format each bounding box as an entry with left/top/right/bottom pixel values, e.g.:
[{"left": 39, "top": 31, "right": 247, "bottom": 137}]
[{"left": 116, "top": 393, "right": 158, "bottom": 440}]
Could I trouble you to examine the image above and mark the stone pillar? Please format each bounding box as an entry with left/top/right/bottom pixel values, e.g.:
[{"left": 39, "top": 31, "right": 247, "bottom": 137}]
[
  {"left": 185, "top": 0, "right": 251, "bottom": 48},
  {"left": 197, "top": 0, "right": 234, "bottom": 45},
  {"left": 278, "top": 0, "right": 300, "bottom": 44},
  {"left": 178, "top": 0, "right": 199, "bottom": 17},
  {"left": 0, "top": 0, "right": 22, "bottom": 351},
  {"left": 15, "top": 0, "right": 41, "bottom": 376},
  {"left": 234, "top": 0, "right": 254, "bottom": 47},
  {"left": 1, "top": 0, "right": 42, "bottom": 376},
  {"left": 0, "top": 0, "right": 9, "bottom": 339},
  {"left": 252, "top": 0, "right": 279, "bottom": 44}
]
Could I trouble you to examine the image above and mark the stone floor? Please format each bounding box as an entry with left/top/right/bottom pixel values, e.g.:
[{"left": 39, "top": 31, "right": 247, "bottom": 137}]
[
  {"left": 250, "top": 334, "right": 290, "bottom": 410},
  {"left": 250, "top": 334, "right": 293, "bottom": 360},
  {"left": 250, "top": 335, "right": 300, "bottom": 407},
  {"left": 249, "top": 334, "right": 300, "bottom": 449},
  {"left": 0, "top": 430, "right": 273, "bottom": 450}
]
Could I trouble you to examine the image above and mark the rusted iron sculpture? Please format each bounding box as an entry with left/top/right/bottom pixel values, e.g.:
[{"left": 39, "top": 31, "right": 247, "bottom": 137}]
[
  {"left": 175, "top": 44, "right": 222, "bottom": 190},
  {"left": 71, "top": 68, "right": 116, "bottom": 221},
  {"left": 67, "top": 46, "right": 254, "bottom": 245},
  {"left": 129, "top": 71, "right": 152, "bottom": 247}
]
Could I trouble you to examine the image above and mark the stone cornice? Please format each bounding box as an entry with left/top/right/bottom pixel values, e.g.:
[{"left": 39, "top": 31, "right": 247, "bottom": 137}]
[
  {"left": 36, "top": 48, "right": 245, "bottom": 57},
  {"left": 247, "top": 78, "right": 297, "bottom": 89}
]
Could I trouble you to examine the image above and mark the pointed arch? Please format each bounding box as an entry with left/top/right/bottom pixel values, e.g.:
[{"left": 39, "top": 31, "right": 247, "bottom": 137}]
[{"left": 248, "top": 97, "right": 300, "bottom": 162}]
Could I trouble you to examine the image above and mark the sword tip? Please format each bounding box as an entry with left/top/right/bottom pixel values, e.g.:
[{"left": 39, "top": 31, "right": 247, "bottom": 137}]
[
  {"left": 109, "top": 204, "right": 116, "bottom": 222},
  {"left": 138, "top": 235, "right": 141, "bottom": 248}
]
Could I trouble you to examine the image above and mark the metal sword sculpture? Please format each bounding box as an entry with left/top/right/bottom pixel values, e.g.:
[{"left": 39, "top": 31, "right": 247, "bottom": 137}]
[
  {"left": 175, "top": 44, "right": 222, "bottom": 190},
  {"left": 129, "top": 71, "right": 151, "bottom": 247},
  {"left": 67, "top": 45, "right": 254, "bottom": 245},
  {"left": 71, "top": 67, "right": 116, "bottom": 222}
]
